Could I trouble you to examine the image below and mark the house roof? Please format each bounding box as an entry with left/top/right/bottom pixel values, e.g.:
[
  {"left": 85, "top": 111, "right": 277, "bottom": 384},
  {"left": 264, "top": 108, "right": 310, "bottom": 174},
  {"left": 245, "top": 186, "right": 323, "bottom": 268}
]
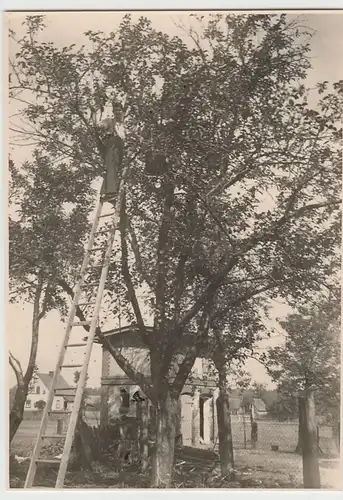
[
  {"left": 230, "top": 397, "right": 243, "bottom": 411},
  {"left": 37, "top": 372, "right": 75, "bottom": 402},
  {"left": 253, "top": 398, "right": 267, "bottom": 412},
  {"left": 228, "top": 396, "right": 267, "bottom": 412},
  {"left": 91, "top": 325, "right": 211, "bottom": 357}
]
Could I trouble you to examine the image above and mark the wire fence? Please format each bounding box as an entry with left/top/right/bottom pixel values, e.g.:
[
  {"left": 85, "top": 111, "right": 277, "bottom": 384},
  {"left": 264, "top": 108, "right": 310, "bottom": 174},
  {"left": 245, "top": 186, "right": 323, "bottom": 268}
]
[
  {"left": 81, "top": 410, "right": 339, "bottom": 458},
  {"left": 229, "top": 415, "right": 339, "bottom": 457}
]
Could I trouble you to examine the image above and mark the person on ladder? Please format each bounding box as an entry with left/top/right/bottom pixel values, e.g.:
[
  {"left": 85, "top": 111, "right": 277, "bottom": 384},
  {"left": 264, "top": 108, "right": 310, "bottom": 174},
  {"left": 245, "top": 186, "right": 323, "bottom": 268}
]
[{"left": 100, "top": 100, "right": 125, "bottom": 205}]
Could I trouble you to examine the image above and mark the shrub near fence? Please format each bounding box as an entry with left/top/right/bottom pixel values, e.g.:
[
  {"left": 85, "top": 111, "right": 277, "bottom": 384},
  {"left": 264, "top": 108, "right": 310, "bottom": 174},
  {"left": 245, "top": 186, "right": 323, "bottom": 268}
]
[{"left": 230, "top": 416, "right": 339, "bottom": 457}]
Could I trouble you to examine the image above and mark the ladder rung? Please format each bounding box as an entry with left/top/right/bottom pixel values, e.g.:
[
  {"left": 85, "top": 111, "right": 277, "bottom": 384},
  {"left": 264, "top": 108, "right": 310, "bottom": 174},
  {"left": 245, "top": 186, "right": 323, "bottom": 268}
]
[
  {"left": 71, "top": 321, "right": 91, "bottom": 326},
  {"left": 61, "top": 364, "right": 83, "bottom": 368},
  {"left": 81, "top": 282, "right": 99, "bottom": 288},
  {"left": 66, "top": 343, "right": 87, "bottom": 348},
  {"left": 55, "top": 387, "right": 76, "bottom": 391},
  {"left": 77, "top": 302, "right": 95, "bottom": 307},
  {"left": 42, "top": 435, "right": 65, "bottom": 439},
  {"left": 36, "top": 459, "right": 61, "bottom": 464},
  {"left": 99, "top": 212, "right": 115, "bottom": 218}
]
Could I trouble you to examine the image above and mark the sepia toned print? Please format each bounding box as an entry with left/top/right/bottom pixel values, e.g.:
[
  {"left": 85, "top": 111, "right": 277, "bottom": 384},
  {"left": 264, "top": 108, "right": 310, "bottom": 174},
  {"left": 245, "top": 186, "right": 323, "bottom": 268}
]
[{"left": 7, "top": 10, "right": 341, "bottom": 490}]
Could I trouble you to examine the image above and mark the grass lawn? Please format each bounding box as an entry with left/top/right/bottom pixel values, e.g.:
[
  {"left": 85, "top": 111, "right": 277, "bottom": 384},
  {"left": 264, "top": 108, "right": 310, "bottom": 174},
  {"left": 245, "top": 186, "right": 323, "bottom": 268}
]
[{"left": 230, "top": 418, "right": 337, "bottom": 454}]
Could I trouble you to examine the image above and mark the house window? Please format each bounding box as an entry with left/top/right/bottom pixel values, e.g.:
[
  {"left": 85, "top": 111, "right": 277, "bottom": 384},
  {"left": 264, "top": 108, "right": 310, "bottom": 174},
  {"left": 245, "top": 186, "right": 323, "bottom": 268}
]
[
  {"left": 43, "top": 390, "right": 46, "bottom": 395},
  {"left": 36, "top": 386, "right": 40, "bottom": 395},
  {"left": 25, "top": 399, "right": 31, "bottom": 408},
  {"left": 56, "top": 399, "right": 61, "bottom": 409}
]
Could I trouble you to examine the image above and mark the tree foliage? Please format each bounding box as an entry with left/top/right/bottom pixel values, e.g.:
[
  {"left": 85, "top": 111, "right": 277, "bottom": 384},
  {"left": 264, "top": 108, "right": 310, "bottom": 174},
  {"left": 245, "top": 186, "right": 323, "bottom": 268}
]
[{"left": 266, "top": 294, "right": 340, "bottom": 423}]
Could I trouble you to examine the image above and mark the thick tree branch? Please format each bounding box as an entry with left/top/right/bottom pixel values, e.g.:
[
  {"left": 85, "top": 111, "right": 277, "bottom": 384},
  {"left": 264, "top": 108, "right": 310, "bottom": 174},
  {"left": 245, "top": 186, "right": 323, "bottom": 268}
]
[
  {"left": 38, "top": 281, "right": 51, "bottom": 320},
  {"left": 153, "top": 183, "right": 174, "bottom": 334},
  {"left": 55, "top": 276, "right": 155, "bottom": 401},
  {"left": 176, "top": 197, "right": 341, "bottom": 330},
  {"left": 171, "top": 306, "right": 211, "bottom": 395},
  {"left": 23, "top": 273, "right": 43, "bottom": 386},
  {"left": 9, "top": 351, "right": 24, "bottom": 387},
  {"left": 212, "top": 281, "right": 281, "bottom": 325},
  {"left": 126, "top": 216, "right": 154, "bottom": 290},
  {"left": 173, "top": 252, "right": 188, "bottom": 324},
  {"left": 98, "top": 333, "right": 156, "bottom": 403},
  {"left": 119, "top": 194, "right": 149, "bottom": 346}
]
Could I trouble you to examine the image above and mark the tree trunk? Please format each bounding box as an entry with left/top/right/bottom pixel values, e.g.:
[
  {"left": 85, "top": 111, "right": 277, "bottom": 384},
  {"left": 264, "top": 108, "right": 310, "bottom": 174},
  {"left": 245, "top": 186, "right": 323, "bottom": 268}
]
[
  {"left": 138, "top": 399, "right": 149, "bottom": 472},
  {"left": 333, "top": 418, "right": 340, "bottom": 451},
  {"left": 151, "top": 393, "right": 178, "bottom": 488},
  {"left": 73, "top": 414, "right": 95, "bottom": 468},
  {"left": 9, "top": 383, "right": 27, "bottom": 442},
  {"left": 215, "top": 362, "right": 234, "bottom": 476},
  {"left": 9, "top": 276, "right": 44, "bottom": 442},
  {"left": 294, "top": 420, "right": 302, "bottom": 454},
  {"left": 295, "top": 408, "right": 303, "bottom": 453},
  {"left": 251, "top": 421, "right": 258, "bottom": 450},
  {"left": 299, "top": 390, "right": 320, "bottom": 488}
]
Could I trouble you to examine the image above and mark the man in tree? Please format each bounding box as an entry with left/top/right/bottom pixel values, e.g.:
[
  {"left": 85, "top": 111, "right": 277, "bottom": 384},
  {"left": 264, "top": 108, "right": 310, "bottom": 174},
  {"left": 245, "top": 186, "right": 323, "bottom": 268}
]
[{"left": 100, "top": 101, "right": 125, "bottom": 204}]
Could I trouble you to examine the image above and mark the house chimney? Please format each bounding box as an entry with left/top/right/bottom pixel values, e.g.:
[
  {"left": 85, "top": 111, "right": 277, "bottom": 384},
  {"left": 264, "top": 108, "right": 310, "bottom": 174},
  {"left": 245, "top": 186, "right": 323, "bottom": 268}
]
[{"left": 49, "top": 371, "right": 54, "bottom": 378}]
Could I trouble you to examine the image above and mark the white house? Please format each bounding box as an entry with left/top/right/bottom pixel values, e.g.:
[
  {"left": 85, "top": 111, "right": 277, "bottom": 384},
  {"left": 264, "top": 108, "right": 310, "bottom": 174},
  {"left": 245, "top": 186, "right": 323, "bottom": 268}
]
[{"left": 25, "top": 371, "right": 75, "bottom": 412}]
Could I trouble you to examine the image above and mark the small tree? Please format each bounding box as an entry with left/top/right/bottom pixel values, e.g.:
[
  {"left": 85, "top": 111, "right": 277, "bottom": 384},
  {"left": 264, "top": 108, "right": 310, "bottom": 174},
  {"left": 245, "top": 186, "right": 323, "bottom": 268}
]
[
  {"left": 210, "top": 301, "right": 264, "bottom": 474},
  {"left": 8, "top": 153, "right": 92, "bottom": 442},
  {"left": 34, "top": 400, "right": 46, "bottom": 411},
  {"left": 266, "top": 293, "right": 340, "bottom": 488},
  {"left": 266, "top": 383, "right": 299, "bottom": 422}
]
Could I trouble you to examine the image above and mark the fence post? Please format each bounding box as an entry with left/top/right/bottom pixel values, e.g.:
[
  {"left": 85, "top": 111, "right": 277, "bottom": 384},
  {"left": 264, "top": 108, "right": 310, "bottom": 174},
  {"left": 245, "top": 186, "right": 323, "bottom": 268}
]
[
  {"left": 316, "top": 425, "right": 323, "bottom": 455},
  {"left": 251, "top": 421, "right": 258, "bottom": 449},
  {"left": 138, "top": 399, "right": 149, "bottom": 472},
  {"left": 191, "top": 388, "right": 200, "bottom": 447},
  {"left": 299, "top": 390, "right": 320, "bottom": 488},
  {"left": 243, "top": 415, "right": 247, "bottom": 449}
]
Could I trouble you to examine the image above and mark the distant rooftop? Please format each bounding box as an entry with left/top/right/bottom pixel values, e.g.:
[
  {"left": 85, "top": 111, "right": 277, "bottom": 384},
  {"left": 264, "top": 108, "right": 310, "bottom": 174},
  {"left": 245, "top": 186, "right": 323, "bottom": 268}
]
[{"left": 37, "top": 372, "right": 75, "bottom": 402}]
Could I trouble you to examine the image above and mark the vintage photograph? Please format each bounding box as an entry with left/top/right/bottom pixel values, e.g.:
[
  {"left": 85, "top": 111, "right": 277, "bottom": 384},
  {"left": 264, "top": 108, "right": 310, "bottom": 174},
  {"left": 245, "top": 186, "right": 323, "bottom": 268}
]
[{"left": 6, "top": 10, "right": 342, "bottom": 490}]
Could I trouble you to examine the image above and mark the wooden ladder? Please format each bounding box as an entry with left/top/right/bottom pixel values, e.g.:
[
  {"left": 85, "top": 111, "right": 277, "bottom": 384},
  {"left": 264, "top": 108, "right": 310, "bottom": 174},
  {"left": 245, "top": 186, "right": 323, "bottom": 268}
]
[{"left": 24, "top": 164, "right": 128, "bottom": 488}]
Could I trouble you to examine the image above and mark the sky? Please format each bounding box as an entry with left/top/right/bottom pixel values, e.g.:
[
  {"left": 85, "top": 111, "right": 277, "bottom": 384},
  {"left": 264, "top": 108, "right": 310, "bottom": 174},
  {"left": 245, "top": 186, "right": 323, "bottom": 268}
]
[{"left": 5, "top": 11, "right": 343, "bottom": 390}]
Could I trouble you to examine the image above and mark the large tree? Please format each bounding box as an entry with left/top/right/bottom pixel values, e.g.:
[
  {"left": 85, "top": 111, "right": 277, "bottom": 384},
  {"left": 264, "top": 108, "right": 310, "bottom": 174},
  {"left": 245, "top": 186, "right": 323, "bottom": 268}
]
[{"left": 9, "top": 13, "right": 341, "bottom": 486}]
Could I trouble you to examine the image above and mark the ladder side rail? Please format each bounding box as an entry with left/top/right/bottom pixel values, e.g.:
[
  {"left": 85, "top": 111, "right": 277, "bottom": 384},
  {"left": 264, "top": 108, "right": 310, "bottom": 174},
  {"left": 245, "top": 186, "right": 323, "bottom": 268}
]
[
  {"left": 73, "top": 197, "right": 105, "bottom": 295},
  {"left": 55, "top": 162, "right": 129, "bottom": 487},
  {"left": 24, "top": 199, "right": 104, "bottom": 488}
]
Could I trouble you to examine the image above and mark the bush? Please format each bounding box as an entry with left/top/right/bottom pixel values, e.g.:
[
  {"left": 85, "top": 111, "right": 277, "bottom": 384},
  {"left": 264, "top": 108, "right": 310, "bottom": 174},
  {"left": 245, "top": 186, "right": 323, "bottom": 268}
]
[{"left": 34, "top": 400, "right": 46, "bottom": 411}]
